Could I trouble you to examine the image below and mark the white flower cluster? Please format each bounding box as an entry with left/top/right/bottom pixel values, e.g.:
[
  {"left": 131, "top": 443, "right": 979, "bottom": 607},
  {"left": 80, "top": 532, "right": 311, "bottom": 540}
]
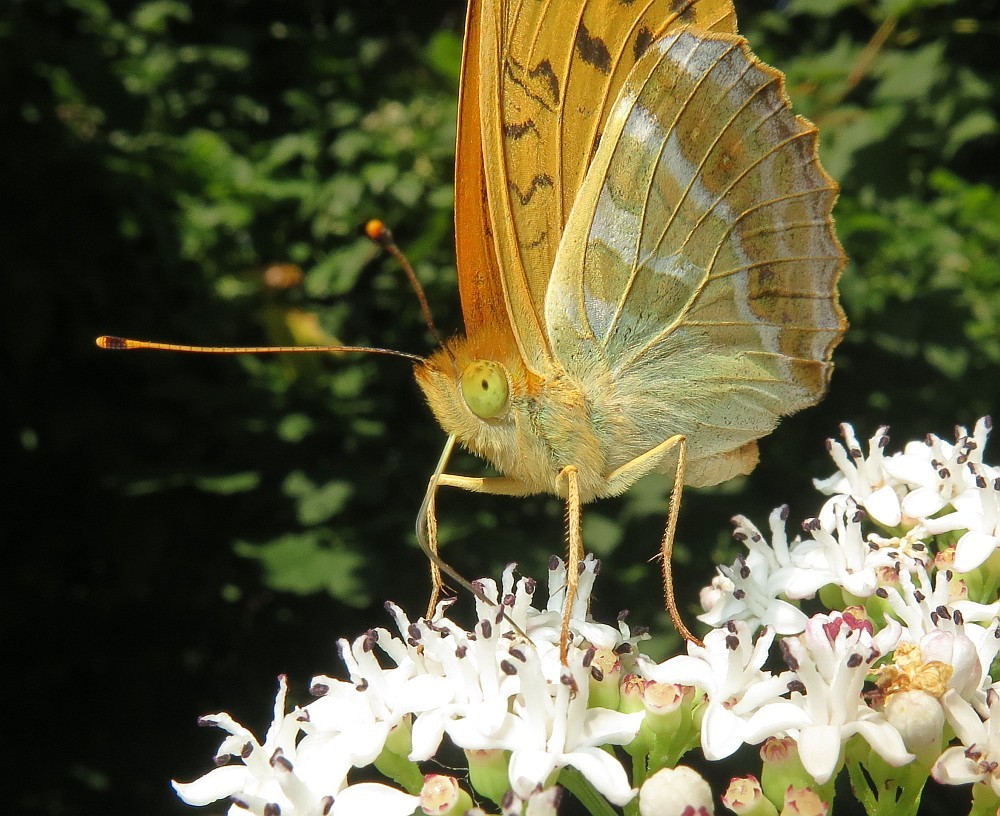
[
  {"left": 174, "top": 418, "right": 1000, "bottom": 816},
  {"left": 174, "top": 557, "right": 647, "bottom": 816}
]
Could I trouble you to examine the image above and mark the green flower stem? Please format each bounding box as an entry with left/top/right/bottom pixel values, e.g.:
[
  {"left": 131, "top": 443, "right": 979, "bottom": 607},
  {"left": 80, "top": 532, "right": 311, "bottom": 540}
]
[
  {"left": 848, "top": 750, "right": 929, "bottom": 816},
  {"left": 559, "top": 766, "right": 621, "bottom": 816},
  {"left": 373, "top": 748, "right": 424, "bottom": 795},
  {"left": 846, "top": 757, "right": 878, "bottom": 816}
]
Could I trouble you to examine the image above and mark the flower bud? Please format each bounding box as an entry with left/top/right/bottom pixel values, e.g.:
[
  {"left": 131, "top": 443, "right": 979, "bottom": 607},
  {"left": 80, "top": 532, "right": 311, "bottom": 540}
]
[
  {"left": 780, "top": 786, "right": 828, "bottom": 816},
  {"left": 466, "top": 748, "right": 510, "bottom": 806},
  {"left": 639, "top": 766, "right": 714, "bottom": 816},
  {"left": 722, "top": 776, "right": 778, "bottom": 816},
  {"left": 885, "top": 690, "right": 944, "bottom": 753},
  {"left": 420, "top": 775, "right": 473, "bottom": 815}
]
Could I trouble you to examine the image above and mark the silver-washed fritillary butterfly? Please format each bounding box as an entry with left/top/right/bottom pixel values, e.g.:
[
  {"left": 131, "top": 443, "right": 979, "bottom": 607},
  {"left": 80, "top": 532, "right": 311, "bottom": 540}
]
[{"left": 415, "top": 0, "right": 845, "bottom": 648}]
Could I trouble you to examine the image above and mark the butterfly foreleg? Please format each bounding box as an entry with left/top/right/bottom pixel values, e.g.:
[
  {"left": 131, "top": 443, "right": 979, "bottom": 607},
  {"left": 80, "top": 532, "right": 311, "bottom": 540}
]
[
  {"left": 417, "top": 444, "right": 534, "bottom": 619},
  {"left": 437, "top": 470, "right": 578, "bottom": 661},
  {"left": 435, "top": 474, "right": 534, "bottom": 495}
]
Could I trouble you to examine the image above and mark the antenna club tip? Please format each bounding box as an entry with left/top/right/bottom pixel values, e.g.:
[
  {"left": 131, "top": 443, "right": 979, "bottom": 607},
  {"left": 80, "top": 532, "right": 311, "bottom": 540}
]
[
  {"left": 364, "top": 219, "right": 393, "bottom": 246},
  {"left": 96, "top": 335, "right": 128, "bottom": 350}
]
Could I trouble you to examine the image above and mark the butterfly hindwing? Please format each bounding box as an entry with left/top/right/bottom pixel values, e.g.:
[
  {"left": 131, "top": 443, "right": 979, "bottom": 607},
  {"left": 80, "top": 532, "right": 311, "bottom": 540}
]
[{"left": 546, "top": 29, "right": 846, "bottom": 485}]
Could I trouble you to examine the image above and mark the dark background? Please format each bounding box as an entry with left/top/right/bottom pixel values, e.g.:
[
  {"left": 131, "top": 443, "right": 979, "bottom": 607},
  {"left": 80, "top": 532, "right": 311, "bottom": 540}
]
[{"left": 4, "top": 1, "right": 999, "bottom": 814}]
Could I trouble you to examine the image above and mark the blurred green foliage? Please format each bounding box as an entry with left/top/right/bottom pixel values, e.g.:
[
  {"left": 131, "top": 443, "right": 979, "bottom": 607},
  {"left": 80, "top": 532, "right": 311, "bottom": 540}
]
[{"left": 3, "top": 1, "right": 997, "bottom": 814}]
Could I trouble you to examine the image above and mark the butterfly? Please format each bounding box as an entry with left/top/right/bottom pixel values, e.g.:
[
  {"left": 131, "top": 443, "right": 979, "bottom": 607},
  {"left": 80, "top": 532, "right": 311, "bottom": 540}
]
[{"left": 99, "top": 0, "right": 846, "bottom": 656}]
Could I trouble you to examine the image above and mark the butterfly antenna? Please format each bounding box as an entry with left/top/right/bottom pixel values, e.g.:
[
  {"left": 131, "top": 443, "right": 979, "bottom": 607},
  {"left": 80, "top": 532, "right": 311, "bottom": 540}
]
[
  {"left": 95, "top": 336, "right": 423, "bottom": 362},
  {"left": 365, "top": 220, "right": 450, "bottom": 353}
]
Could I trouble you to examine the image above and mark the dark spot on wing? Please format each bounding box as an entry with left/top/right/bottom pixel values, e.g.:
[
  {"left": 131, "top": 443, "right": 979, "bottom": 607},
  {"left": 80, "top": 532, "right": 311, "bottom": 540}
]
[
  {"left": 670, "top": 0, "right": 697, "bottom": 22},
  {"left": 634, "top": 27, "right": 654, "bottom": 61},
  {"left": 505, "top": 59, "right": 560, "bottom": 110},
  {"left": 576, "top": 22, "right": 612, "bottom": 75},
  {"left": 504, "top": 120, "right": 538, "bottom": 139},
  {"left": 510, "top": 174, "right": 554, "bottom": 205},
  {"left": 529, "top": 59, "right": 560, "bottom": 106}
]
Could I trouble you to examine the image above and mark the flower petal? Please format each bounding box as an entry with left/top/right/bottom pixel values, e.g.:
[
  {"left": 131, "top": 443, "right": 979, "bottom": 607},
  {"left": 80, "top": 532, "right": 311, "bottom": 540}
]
[
  {"left": 171, "top": 766, "right": 252, "bottom": 806},
  {"left": 848, "top": 719, "right": 914, "bottom": 767},
  {"left": 932, "top": 746, "right": 984, "bottom": 786},
  {"left": 955, "top": 530, "right": 1000, "bottom": 573},
  {"left": 330, "top": 783, "right": 420, "bottom": 816},
  {"left": 700, "top": 704, "right": 749, "bottom": 760},
  {"left": 796, "top": 725, "right": 842, "bottom": 784},
  {"left": 509, "top": 748, "right": 557, "bottom": 799},
  {"left": 564, "top": 746, "right": 636, "bottom": 806},
  {"left": 864, "top": 485, "right": 902, "bottom": 527}
]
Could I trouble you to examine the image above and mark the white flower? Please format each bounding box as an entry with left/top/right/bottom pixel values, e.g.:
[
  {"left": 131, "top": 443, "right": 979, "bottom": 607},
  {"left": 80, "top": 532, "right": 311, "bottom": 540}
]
[
  {"left": 639, "top": 766, "right": 715, "bottom": 816},
  {"left": 445, "top": 644, "right": 643, "bottom": 806},
  {"left": 789, "top": 499, "right": 897, "bottom": 600},
  {"left": 777, "top": 612, "right": 913, "bottom": 784},
  {"left": 814, "top": 424, "right": 903, "bottom": 527},
  {"left": 933, "top": 689, "right": 1000, "bottom": 795},
  {"left": 642, "top": 622, "right": 802, "bottom": 761},
  {"left": 878, "top": 565, "right": 1000, "bottom": 709},
  {"left": 699, "top": 508, "right": 809, "bottom": 635},
  {"left": 887, "top": 418, "right": 992, "bottom": 524},
  {"left": 300, "top": 618, "right": 459, "bottom": 784},
  {"left": 173, "top": 676, "right": 418, "bottom": 816},
  {"left": 172, "top": 675, "right": 304, "bottom": 809},
  {"left": 918, "top": 465, "right": 1000, "bottom": 572},
  {"left": 526, "top": 554, "right": 644, "bottom": 652}
]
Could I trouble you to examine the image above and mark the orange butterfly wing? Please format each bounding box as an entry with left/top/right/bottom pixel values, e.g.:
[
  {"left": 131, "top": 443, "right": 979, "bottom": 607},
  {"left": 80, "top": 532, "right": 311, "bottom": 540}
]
[
  {"left": 456, "top": 0, "right": 739, "bottom": 373},
  {"left": 454, "top": 0, "right": 518, "bottom": 358}
]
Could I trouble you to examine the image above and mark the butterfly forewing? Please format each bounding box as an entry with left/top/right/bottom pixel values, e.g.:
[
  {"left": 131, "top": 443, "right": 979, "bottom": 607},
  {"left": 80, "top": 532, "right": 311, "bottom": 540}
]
[
  {"left": 469, "top": 0, "right": 738, "bottom": 371},
  {"left": 454, "top": 0, "right": 517, "bottom": 354},
  {"left": 547, "top": 30, "right": 846, "bottom": 487}
]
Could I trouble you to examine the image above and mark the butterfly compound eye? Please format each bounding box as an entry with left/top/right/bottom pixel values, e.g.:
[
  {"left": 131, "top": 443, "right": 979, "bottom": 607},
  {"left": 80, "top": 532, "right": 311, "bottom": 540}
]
[{"left": 460, "top": 360, "right": 509, "bottom": 419}]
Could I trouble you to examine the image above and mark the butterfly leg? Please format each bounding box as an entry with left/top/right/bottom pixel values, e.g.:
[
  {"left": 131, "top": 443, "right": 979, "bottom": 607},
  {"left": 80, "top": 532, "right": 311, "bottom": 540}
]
[
  {"left": 603, "top": 434, "right": 701, "bottom": 645},
  {"left": 417, "top": 435, "right": 458, "bottom": 617},
  {"left": 658, "top": 437, "right": 701, "bottom": 646},
  {"left": 416, "top": 439, "right": 533, "bottom": 617},
  {"left": 556, "top": 465, "right": 583, "bottom": 664}
]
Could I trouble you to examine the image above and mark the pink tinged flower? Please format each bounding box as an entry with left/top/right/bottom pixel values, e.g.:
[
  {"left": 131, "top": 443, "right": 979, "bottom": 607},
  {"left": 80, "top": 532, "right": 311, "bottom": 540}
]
[
  {"left": 778, "top": 613, "right": 913, "bottom": 784},
  {"left": 934, "top": 689, "right": 1000, "bottom": 796},
  {"left": 722, "top": 776, "right": 778, "bottom": 816},
  {"left": 780, "top": 786, "right": 828, "bottom": 816},
  {"left": 638, "top": 766, "right": 715, "bottom": 816},
  {"left": 814, "top": 424, "right": 902, "bottom": 528},
  {"left": 419, "top": 774, "right": 472, "bottom": 815},
  {"left": 643, "top": 622, "right": 803, "bottom": 761}
]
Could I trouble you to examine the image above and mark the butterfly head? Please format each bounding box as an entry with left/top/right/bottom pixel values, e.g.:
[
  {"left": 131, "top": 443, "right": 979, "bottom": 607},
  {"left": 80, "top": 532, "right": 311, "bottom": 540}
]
[{"left": 414, "top": 327, "right": 548, "bottom": 477}]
